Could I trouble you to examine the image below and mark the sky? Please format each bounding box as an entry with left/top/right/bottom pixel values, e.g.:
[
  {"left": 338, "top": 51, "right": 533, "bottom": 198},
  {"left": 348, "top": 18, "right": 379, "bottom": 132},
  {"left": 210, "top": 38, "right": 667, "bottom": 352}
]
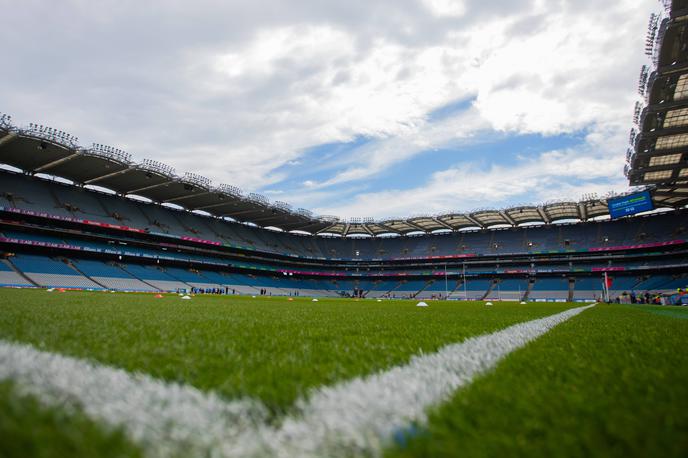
[{"left": 0, "top": 0, "right": 658, "bottom": 220}]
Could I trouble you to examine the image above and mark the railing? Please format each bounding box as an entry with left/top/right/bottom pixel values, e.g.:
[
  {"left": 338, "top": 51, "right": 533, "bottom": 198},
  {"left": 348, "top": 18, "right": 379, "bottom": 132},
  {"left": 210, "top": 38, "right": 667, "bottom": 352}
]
[
  {"left": 638, "top": 65, "right": 650, "bottom": 97},
  {"left": 183, "top": 172, "right": 211, "bottom": 188},
  {"left": 247, "top": 192, "right": 269, "bottom": 205},
  {"left": 89, "top": 143, "right": 132, "bottom": 163},
  {"left": 633, "top": 101, "right": 643, "bottom": 125},
  {"left": 218, "top": 183, "right": 242, "bottom": 197},
  {"left": 139, "top": 159, "right": 176, "bottom": 177},
  {"left": 645, "top": 13, "right": 660, "bottom": 58},
  {"left": 629, "top": 128, "right": 638, "bottom": 148},
  {"left": 296, "top": 208, "right": 313, "bottom": 218},
  {"left": 0, "top": 113, "right": 12, "bottom": 130},
  {"left": 272, "top": 201, "right": 292, "bottom": 212},
  {"left": 25, "top": 123, "right": 79, "bottom": 149}
]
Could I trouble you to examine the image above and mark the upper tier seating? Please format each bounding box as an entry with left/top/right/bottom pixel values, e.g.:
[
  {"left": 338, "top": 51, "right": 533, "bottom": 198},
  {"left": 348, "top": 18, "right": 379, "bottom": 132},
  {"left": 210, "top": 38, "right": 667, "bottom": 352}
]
[{"left": 1, "top": 171, "right": 686, "bottom": 261}]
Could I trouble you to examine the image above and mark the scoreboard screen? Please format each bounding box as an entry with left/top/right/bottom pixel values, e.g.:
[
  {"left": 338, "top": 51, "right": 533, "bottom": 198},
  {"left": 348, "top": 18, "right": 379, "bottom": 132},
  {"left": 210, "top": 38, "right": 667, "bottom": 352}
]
[{"left": 607, "top": 191, "right": 654, "bottom": 219}]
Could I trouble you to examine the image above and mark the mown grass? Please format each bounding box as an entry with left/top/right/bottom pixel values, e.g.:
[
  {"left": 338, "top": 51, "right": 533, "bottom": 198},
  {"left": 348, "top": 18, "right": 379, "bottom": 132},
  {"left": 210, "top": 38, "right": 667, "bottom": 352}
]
[
  {"left": 6, "top": 291, "right": 684, "bottom": 457},
  {"left": 387, "top": 303, "right": 688, "bottom": 458},
  {"left": 0, "top": 381, "right": 141, "bottom": 458},
  {"left": 0, "top": 289, "right": 571, "bottom": 412},
  {"left": 626, "top": 302, "right": 688, "bottom": 320},
  {"left": 0, "top": 289, "right": 576, "bottom": 458}
]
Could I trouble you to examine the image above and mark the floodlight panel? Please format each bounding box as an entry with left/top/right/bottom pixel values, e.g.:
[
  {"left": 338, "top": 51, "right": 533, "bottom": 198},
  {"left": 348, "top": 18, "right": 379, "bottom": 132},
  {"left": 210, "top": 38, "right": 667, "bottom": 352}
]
[
  {"left": 648, "top": 153, "right": 682, "bottom": 166},
  {"left": 675, "top": 74, "right": 688, "bottom": 101},
  {"left": 663, "top": 108, "right": 688, "bottom": 128},
  {"left": 655, "top": 133, "right": 688, "bottom": 150},
  {"left": 644, "top": 170, "right": 673, "bottom": 180}
]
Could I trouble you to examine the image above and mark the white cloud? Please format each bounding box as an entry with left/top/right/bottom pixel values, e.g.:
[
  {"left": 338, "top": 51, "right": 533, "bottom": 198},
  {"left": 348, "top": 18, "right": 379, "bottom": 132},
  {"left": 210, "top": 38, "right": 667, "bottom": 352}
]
[
  {"left": 307, "top": 106, "right": 490, "bottom": 188},
  {"left": 314, "top": 141, "right": 630, "bottom": 219},
  {"left": 238, "top": 0, "right": 652, "bottom": 191},
  {"left": 0, "top": 0, "right": 657, "bottom": 215},
  {"left": 467, "top": 2, "right": 645, "bottom": 135},
  {"left": 421, "top": 0, "right": 467, "bottom": 17}
]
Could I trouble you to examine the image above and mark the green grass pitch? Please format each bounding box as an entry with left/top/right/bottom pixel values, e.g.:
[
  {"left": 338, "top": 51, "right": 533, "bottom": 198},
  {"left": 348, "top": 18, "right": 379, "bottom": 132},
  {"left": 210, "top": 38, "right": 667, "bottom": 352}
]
[{"left": 0, "top": 288, "right": 686, "bottom": 457}]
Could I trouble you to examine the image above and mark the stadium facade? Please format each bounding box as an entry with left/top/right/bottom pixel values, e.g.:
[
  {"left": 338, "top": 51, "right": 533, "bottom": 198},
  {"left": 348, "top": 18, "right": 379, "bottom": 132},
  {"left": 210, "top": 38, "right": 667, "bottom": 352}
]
[{"left": 1, "top": 0, "right": 687, "bottom": 301}]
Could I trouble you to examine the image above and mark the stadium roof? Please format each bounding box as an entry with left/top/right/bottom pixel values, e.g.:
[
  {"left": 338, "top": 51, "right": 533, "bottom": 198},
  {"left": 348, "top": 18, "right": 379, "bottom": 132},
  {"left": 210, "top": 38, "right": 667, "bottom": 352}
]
[
  {"left": 626, "top": 0, "right": 688, "bottom": 211},
  {"left": 0, "top": 112, "right": 682, "bottom": 237}
]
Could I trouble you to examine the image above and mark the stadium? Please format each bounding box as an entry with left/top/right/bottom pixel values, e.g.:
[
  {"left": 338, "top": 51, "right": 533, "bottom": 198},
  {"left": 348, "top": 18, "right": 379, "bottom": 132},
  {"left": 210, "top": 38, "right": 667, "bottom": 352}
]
[{"left": 0, "top": 1, "right": 687, "bottom": 457}]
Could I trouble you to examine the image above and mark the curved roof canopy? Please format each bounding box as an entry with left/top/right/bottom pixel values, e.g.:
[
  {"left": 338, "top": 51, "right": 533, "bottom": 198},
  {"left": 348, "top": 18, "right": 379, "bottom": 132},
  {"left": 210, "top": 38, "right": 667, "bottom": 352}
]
[
  {"left": 0, "top": 113, "right": 680, "bottom": 237},
  {"left": 626, "top": 0, "right": 688, "bottom": 203}
]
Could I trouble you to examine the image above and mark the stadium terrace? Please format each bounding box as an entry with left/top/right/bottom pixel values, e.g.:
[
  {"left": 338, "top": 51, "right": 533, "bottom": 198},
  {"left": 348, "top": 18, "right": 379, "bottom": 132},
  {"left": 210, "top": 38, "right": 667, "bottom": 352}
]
[{"left": 3, "top": 16, "right": 688, "bottom": 299}]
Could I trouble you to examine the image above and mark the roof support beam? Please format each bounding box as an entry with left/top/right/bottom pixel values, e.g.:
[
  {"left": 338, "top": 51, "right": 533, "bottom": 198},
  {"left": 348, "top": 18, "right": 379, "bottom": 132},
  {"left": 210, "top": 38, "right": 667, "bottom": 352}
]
[
  {"left": 222, "top": 208, "right": 269, "bottom": 217},
  {"left": 438, "top": 219, "right": 473, "bottom": 230},
  {"left": 576, "top": 205, "right": 584, "bottom": 220},
  {"left": 280, "top": 221, "right": 324, "bottom": 233},
  {"left": 0, "top": 132, "right": 18, "bottom": 149},
  {"left": 578, "top": 203, "right": 588, "bottom": 221},
  {"left": 127, "top": 179, "right": 175, "bottom": 195},
  {"left": 84, "top": 167, "right": 132, "bottom": 185},
  {"left": 366, "top": 223, "right": 395, "bottom": 235},
  {"left": 428, "top": 218, "right": 453, "bottom": 230},
  {"left": 464, "top": 214, "right": 485, "bottom": 229},
  {"left": 316, "top": 224, "right": 338, "bottom": 234},
  {"left": 402, "top": 220, "right": 428, "bottom": 233},
  {"left": 499, "top": 211, "right": 517, "bottom": 226},
  {"left": 536, "top": 207, "right": 551, "bottom": 224},
  {"left": 32, "top": 152, "right": 81, "bottom": 173},
  {"left": 249, "top": 213, "right": 289, "bottom": 223},
  {"left": 164, "top": 190, "right": 214, "bottom": 203},
  {"left": 195, "top": 200, "right": 237, "bottom": 210},
  {"left": 376, "top": 222, "right": 403, "bottom": 235}
]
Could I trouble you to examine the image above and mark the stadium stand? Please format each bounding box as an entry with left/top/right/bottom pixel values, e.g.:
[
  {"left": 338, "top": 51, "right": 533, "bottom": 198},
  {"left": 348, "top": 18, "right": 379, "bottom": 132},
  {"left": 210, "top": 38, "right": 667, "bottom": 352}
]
[
  {"left": 0, "top": 258, "right": 33, "bottom": 287},
  {"left": 487, "top": 279, "right": 529, "bottom": 301},
  {"left": 529, "top": 278, "right": 570, "bottom": 301},
  {"left": 1, "top": 170, "right": 686, "bottom": 260},
  {"left": 71, "top": 259, "right": 156, "bottom": 291},
  {"left": 1, "top": 124, "right": 688, "bottom": 300},
  {"left": 9, "top": 254, "right": 102, "bottom": 289},
  {"left": 118, "top": 264, "right": 185, "bottom": 292},
  {"left": 572, "top": 277, "right": 602, "bottom": 301},
  {"left": 2, "top": 1, "right": 688, "bottom": 303},
  {"left": 450, "top": 279, "right": 493, "bottom": 300}
]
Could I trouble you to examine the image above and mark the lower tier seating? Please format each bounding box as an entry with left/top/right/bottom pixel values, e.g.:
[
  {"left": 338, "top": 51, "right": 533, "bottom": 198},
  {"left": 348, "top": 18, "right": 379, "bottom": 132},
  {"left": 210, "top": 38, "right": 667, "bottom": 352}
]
[{"left": 2, "top": 254, "right": 687, "bottom": 299}]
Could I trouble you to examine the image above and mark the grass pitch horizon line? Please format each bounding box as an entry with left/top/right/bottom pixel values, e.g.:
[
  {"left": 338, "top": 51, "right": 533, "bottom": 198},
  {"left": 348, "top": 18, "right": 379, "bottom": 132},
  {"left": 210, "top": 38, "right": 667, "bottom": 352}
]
[
  {"left": 0, "top": 289, "right": 576, "bottom": 410},
  {"left": 0, "top": 304, "right": 595, "bottom": 458}
]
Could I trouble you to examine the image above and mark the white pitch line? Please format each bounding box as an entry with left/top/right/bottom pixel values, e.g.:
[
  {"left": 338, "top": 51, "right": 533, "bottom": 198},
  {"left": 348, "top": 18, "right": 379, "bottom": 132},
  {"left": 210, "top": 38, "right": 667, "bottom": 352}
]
[
  {"left": 234, "top": 303, "right": 596, "bottom": 457},
  {"left": 0, "top": 341, "right": 268, "bottom": 458},
  {"left": 0, "top": 304, "right": 595, "bottom": 458}
]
